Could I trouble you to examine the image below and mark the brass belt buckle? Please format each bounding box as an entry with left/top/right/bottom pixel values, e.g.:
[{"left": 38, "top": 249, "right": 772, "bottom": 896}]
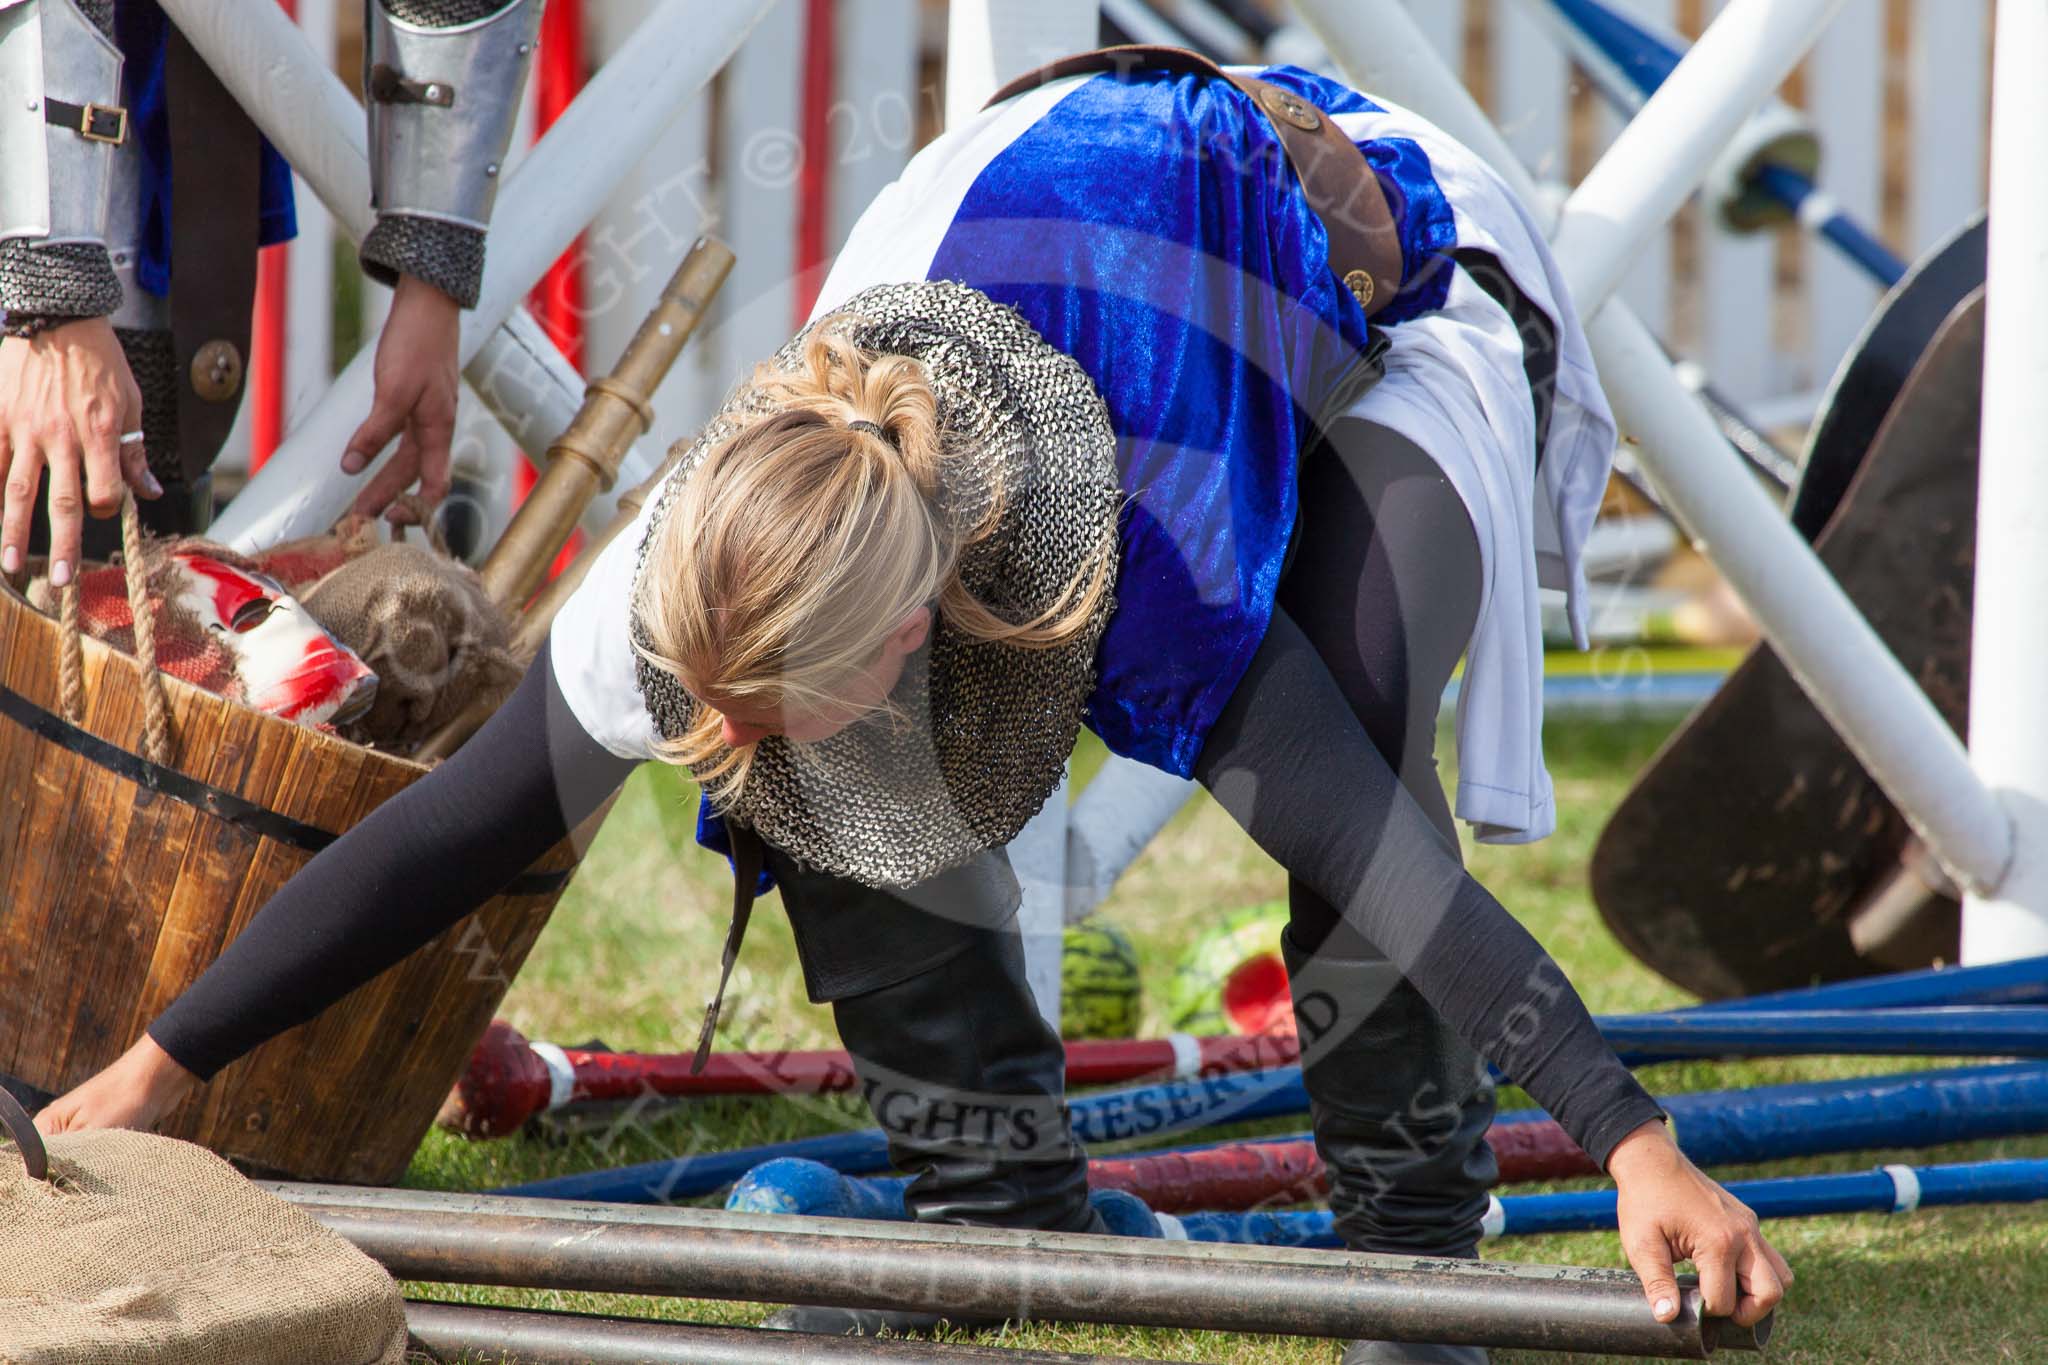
[{"left": 79, "top": 103, "right": 128, "bottom": 145}]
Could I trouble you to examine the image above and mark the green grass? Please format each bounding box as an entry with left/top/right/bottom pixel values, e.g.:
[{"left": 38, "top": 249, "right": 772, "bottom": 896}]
[{"left": 400, "top": 715, "right": 2048, "bottom": 1362}]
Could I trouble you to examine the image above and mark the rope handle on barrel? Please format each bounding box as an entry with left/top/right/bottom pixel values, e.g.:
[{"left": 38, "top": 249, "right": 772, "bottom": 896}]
[
  {"left": 53, "top": 488, "right": 176, "bottom": 767},
  {"left": 0, "top": 1085, "right": 50, "bottom": 1183}
]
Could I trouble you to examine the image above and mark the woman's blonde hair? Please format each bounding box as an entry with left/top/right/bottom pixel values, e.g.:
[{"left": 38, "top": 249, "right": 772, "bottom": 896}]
[{"left": 633, "top": 328, "right": 1112, "bottom": 802}]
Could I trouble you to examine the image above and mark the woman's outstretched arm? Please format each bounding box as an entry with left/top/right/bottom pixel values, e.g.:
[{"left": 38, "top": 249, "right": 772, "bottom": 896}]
[
  {"left": 37, "top": 639, "right": 638, "bottom": 1131},
  {"left": 1194, "top": 606, "right": 1787, "bottom": 1326}
]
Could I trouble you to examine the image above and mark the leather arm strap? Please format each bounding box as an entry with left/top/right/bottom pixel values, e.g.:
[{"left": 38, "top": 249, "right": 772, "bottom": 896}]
[
  {"left": 986, "top": 44, "right": 1402, "bottom": 317},
  {"left": 42, "top": 97, "right": 128, "bottom": 145}
]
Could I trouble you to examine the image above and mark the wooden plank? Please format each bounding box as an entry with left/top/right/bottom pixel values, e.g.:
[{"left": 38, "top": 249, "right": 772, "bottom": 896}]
[
  {"left": 1612, "top": 0, "right": 1676, "bottom": 340},
  {"left": 1401, "top": 0, "right": 1466, "bottom": 79},
  {"left": 1803, "top": 1, "right": 1885, "bottom": 395},
  {"left": 1696, "top": 0, "right": 1782, "bottom": 403},
  {"left": 585, "top": 1, "right": 717, "bottom": 461},
  {"left": 1907, "top": 0, "right": 1990, "bottom": 254},
  {"left": 715, "top": 0, "right": 805, "bottom": 380},
  {"left": 831, "top": 0, "right": 921, "bottom": 251},
  {"left": 29, "top": 632, "right": 158, "bottom": 1082},
  {"left": 0, "top": 611, "right": 126, "bottom": 1075},
  {"left": 1491, "top": 0, "right": 1568, "bottom": 181},
  {"left": 124, "top": 695, "right": 290, "bottom": 1083},
  {"left": 180, "top": 718, "right": 385, "bottom": 1168}
]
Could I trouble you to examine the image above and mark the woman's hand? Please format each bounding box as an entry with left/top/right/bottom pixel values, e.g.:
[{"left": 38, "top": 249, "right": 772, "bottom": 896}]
[
  {"left": 0, "top": 318, "right": 152, "bottom": 587},
  {"left": 1609, "top": 1119, "right": 1792, "bottom": 1328},
  {"left": 34, "top": 1033, "right": 199, "bottom": 1136},
  {"left": 342, "top": 272, "right": 462, "bottom": 524}
]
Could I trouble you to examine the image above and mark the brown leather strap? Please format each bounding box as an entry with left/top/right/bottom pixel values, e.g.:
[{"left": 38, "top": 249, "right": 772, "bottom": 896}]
[
  {"left": 166, "top": 25, "right": 262, "bottom": 492},
  {"left": 692, "top": 823, "right": 766, "bottom": 1075},
  {"left": 42, "top": 97, "right": 128, "bottom": 144},
  {"left": 986, "top": 44, "right": 1402, "bottom": 317}
]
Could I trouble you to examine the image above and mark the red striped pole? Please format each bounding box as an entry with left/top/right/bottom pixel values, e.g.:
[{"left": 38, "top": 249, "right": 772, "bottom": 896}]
[
  {"left": 1083, "top": 1124, "right": 1597, "bottom": 1215},
  {"left": 521, "top": 0, "right": 585, "bottom": 582},
  {"left": 247, "top": 0, "right": 297, "bottom": 472},
  {"left": 793, "top": 0, "right": 835, "bottom": 326},
  {"left": 440, "top": 1020, "right": 1303, "bottom": 1137}
]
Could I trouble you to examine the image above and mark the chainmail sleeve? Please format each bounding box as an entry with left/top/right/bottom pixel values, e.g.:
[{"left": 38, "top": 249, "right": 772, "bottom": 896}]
[
  {"left": 0, "top": 0, "right": 121, "bottom": 337},
  {"left": 359, "top": 215, "right": 487, "bottom": 308},
  {"left": 355, "top": 0, "right": 509, "bottom": 309}
]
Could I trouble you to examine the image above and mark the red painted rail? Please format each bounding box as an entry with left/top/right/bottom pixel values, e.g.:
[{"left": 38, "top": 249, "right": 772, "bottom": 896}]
[
  {"left": 441, "top": 1020, "right": 1302, "bottom": 1137},
  {"left": 1084, "top": 1121, "right": 1595, "bottom": 1214}
]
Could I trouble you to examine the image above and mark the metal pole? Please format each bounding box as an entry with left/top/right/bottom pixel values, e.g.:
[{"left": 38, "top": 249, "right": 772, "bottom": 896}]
[
  {"left": 401, "top": 1300, "right": 1195, "bottom": 1365},
  {"left": 273, "top": 1194, "right": 1764, "bottom": 1357},
  {"left": 165, "top": 0, "right": 776, "bottom": 549},
  {"left": 1962, "top": 0, "right": 2048, "bottom": 962},
  {"left": 1289, "top": 0, "right": 2016, "bottom": 898},
  {"left": 1547, "top": 0, "right": 1848, "bottom": 311},
  {"left": 1520, "top": 0, "right": 1906, "bottom": 286}
]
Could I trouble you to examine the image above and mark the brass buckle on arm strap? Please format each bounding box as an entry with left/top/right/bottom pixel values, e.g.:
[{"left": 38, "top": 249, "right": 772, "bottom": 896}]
[{"left": 43, "top": 98, "right": 128, "bottom": 145}]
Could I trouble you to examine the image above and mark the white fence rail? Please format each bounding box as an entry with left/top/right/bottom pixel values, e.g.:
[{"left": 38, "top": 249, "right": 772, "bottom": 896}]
[{"left": 256, "top": 0, "right": 1992, "bottom": 489}]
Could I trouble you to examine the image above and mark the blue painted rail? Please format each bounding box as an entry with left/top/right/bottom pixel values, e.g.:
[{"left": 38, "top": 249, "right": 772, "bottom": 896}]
[{"left": 496, "top": 958, "right": 2048, "bottom": 1203}]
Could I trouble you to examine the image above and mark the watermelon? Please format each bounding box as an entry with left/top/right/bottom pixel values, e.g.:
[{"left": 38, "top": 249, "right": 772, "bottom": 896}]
[
  {"left": 1061, "top": 918, "right": 1143, "bottom": 1039},
  {"left": 1166, "top": 899, "right": 1295, "bottom": 1036}
]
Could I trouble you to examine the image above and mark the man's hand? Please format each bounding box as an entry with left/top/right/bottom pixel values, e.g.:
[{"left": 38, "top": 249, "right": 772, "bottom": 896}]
[
  {"left": 1609, "top": 1119, "right": 1792, "bottom": 1329},
  {"left": 342, "top": 272, "right": 461, "bottom": 525},
  {"left": 34, "top": 1032, "right": 199, "bottom": 1136},
  {"left": 0, "top": 318, "right": 152, "bottom": 587}
]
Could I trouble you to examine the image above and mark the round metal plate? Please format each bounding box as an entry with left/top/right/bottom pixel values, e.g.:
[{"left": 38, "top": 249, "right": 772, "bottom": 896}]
[{"left": 189, "top": 339, "right": 245, "bottom": 402}]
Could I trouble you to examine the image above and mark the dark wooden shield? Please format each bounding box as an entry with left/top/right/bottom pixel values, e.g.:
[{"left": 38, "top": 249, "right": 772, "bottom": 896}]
[{"left": 1591, "top": 287, "right": 1986, "bottom": 1000}]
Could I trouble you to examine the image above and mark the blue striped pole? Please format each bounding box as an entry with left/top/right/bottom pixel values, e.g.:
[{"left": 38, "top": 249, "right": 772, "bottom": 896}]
[
  {"left": 724, "top": 1064, "right": 2048, "bottom": 1224},
  {"left": 1531, "top": 0, "right": 1906, "bottom": 286},
  {"left": 1124, "top": 1062, "right": 2048, "bottom": 1177},
  {"left": 498, "top": 997, "right": 2048, "bottom": 1202},
  {"left": 726, "top": 1156, "right": 2048, "bottom": 1246},
  {"left": 495, "top": 1061, "right": 1310, "bottom": 1202}
]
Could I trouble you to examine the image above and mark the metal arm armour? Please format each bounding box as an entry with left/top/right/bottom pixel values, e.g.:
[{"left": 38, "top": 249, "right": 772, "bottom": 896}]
[{"left": 359, "top": 0, "right": 542, "bottom": 307}]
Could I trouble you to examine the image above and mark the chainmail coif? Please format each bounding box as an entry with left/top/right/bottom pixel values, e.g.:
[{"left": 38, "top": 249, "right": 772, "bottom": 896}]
[{"left": 631, "top": 281, "right": 1123, "bottom": 890}]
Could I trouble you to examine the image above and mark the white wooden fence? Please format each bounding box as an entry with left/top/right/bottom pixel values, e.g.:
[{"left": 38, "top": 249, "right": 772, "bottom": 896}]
[{"left": 251, "top": 0, "right": 1995, "bottom": 508}]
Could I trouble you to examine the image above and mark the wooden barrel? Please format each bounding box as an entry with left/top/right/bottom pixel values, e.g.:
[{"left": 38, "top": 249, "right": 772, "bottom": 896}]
[{"left": 0, "top": 577, "right": 585, "bottom": 1184}]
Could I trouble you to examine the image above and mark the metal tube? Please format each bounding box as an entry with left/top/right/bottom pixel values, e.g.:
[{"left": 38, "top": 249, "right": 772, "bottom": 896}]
[
  {"left": 278, "top": 1196, "right": 1761, "bottom": 1357},
  {"left": 401, "top": 1300, "right": 1193, "bottom": 1365},
  {"left": 1962, "top": 0, "right": 2048, "bottom": 962},
  {"left": 1547, "top": 0, "right": 1847, "bottom": 313},
  {"left": 1289, "top": 0, "right": 2017, "bottom": 898},
  {"left": 184, "top": 0, "right": 776, "bottom": 549},
  {"left": 477, "top": 238, "right": 733, "bottom": 611},
  {"left": 508, "top": 443, "right": 679, "bottom": 659},
  {"left": 1522, "top": 0, "right": 1906, "bottom": 285}
]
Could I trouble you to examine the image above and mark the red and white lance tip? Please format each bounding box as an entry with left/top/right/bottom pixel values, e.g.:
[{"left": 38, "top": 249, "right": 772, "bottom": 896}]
[
  {"left": 438, "top": 1020, "right": 1306, "bottom": 1139},
  {"left": 168, "top": 552, "right": 378, "bottom": 729}
]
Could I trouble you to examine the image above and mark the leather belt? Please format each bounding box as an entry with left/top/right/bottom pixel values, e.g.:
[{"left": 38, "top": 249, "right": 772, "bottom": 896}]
[
  {"left": 43, "top": 96, "right": 128, "bottom": 145},
  {"left": 165, "top": 25, "right": 263, "bottom": 500},
  {"left": 987, "top": 44, "right": 1404, "bottom": 318}
]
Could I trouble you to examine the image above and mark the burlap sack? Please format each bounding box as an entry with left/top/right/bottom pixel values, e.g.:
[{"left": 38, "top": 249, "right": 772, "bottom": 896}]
[
  {"left": 301, "top": 540, "right": 523, "bottom": 754},
  {"left": 0, "top": 1128, "right": 407, "bottom": 1364}
]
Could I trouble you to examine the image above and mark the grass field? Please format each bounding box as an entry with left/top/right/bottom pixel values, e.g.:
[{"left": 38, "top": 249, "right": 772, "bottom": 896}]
[{"left": 401, "top": 712, "right": 2048, "bottom": 1363}]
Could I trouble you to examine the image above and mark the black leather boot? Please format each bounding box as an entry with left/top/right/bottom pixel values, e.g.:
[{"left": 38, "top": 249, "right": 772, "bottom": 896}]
[
  {"left": 1284, "top": 927, "right": 1498, "bottom": 1365},
  {"left": 761, "top": 849, "right": 1102, "bottom": 1337}
]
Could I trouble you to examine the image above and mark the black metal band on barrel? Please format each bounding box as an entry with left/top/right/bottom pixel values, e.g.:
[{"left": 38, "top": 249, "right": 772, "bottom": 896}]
[{"left": 0, "top": 683, "right": 569, "bottom": 896}]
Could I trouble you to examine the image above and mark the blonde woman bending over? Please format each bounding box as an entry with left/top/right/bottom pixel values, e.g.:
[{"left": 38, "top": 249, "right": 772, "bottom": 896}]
[{"left": 45, "top": 57, "right": 1786, "bottom": 1362}]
